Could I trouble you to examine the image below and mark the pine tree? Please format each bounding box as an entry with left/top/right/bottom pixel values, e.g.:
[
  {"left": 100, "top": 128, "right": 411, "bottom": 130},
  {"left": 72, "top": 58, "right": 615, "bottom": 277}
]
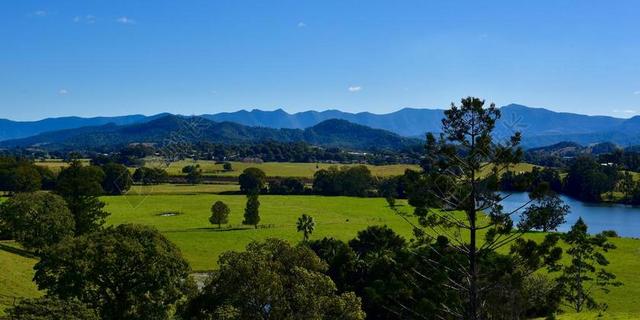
[
  {"left": 243, "top": 193, "right": 260, "bottom": 229},
  {"left": 556, "top": 217, "right": 622, "bottom": 312}
]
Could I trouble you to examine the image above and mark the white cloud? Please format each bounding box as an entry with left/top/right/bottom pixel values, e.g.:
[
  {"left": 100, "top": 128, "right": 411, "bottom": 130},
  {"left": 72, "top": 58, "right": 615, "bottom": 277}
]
[
  {"left": 34, "top": 10, "right": 48, "bottom": 17},
  {"left": 74, "top": 15, "right": 96, "bottom": 24},
  {"left": 348, "top": 86, "right": 362, "bottom": 92},
  {"left": 116, "top": 16, "right": 136, "bottom": 24},
  {"left": 297, "top": 22, "right": 307, "bottom": 28},
  {"left": 634, "top": 90, "right": 640, "bottom": 95},
  {"left": 58, "top": 89, "right": 69, "bottom": 95}
]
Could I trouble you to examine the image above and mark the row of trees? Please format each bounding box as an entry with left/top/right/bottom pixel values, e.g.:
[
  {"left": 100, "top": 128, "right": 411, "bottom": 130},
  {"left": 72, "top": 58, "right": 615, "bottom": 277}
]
[
  {"left": 0, "top": 157, "right": 55, "bottom": 193},
  {"left": 502, "top": 156, "right": 640, "bottom": 203}
]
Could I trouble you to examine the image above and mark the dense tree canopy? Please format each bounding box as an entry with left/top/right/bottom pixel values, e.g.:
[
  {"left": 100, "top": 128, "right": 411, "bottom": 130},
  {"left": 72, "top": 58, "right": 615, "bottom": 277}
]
[
  {"left": 313, "top": 165, "right": 373, "bottom": 197},
  {"left": 55, "top": 160, "right": 108, "bottom": 235},
  {"left": 182, "top": 164, "right": 203, "bottom": 184},
  {"left": 181, "top": 238, "right": 365, "bottom": 320},
  {"left": 34, "top": 224, "right": 193, "bottom": 320},
  {"left": 210, "top": 200, "right": 230, "bottom": 228},
  {"left": 0, "top": 192, "right": 75, "bottom": 251},
  {"left": 6, "top": 297, "right": 99, "bottom": 320},
  {"left": 132, "top": 167, "right": 168, "bottom": 185},
  {"left": 101, "top": 162, "right": 132, "bottom": 195},
  {"left": 0, "top": 157, "right": 47, "bottom": 193},
  {"left": 563, "top": 157, "right": 618, "bottom": 202},
  {"left": 238, "top": 167, "right": 267, "bottom": 194}
]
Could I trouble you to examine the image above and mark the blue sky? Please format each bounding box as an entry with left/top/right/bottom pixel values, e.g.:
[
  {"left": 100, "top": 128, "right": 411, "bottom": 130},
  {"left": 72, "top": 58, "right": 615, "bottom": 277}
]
[{"left": 1, "top": 1, "right": 640, "bottom": 120}]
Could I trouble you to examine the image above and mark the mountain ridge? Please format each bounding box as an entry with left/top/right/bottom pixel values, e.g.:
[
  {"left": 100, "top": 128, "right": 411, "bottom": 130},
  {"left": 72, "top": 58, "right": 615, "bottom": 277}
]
[
  {"left": 0, "top": 115, "right": 420, "bottom": 151},
  {"left": 1, "top": 104, "right": 639, "bottom": 147}
]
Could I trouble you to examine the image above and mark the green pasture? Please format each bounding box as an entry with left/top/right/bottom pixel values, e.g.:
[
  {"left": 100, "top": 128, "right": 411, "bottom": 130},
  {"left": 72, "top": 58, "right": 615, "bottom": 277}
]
[
  {"left": 148, "top": 159, "right": 419, "bottom": 178},
  {"left": 127, "top": 183, "right": 239, "bottom": 195},
  {"left": 1, "top": 192, "right": 639, "bottom": 318}
]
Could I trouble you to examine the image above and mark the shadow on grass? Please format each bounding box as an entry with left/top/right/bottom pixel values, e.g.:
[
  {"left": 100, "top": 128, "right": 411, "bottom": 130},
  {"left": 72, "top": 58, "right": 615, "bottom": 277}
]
[
  {"left": 0, "top": 242, "right": 38, "bottom": 259},
  {"left": 191, "top": 227, "right": 252, "bottom": 232},
  {"left": 218, "top": 191, "right": 244, "bottom": 195}
]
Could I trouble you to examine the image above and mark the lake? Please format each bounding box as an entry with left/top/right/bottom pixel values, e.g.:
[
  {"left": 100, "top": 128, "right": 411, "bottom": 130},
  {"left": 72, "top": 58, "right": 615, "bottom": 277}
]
[{"left": 500, "top": 192, "right": 640, "bottom": 238}]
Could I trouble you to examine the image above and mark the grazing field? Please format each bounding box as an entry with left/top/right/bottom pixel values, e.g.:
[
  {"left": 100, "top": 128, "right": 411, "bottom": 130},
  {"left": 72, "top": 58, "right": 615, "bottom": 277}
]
[
  {"left": 127, "top": 183, "right": 240, "bottom": 195},
  {"left": 1, "top": 192, "right": 639, "bottom": 318},
  {"left": 103, "top": 194, "right": 416, "bottom": 270},
  {"left": 150, "top": 159, "right": 420, "bottom": 178},
  {"left": 0, "top": 241, "right": 41, "bottom": 314},
  {"left": 33, "top": 159, "right": 90, "bottom": 172}
]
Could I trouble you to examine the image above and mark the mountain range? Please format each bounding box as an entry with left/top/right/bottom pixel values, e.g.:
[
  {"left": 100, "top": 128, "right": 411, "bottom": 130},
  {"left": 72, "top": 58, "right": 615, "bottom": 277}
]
[
  {"left": 2, "top": 104, "right": 640, "bottom": 148},
  {"left": 0, "top": 116, "right": 420, "bottom": 151}
]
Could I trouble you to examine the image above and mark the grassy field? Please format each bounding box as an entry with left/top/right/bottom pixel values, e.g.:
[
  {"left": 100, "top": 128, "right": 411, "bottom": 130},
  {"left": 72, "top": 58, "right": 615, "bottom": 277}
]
[
  {"left": 127, "top": 183, "right": 239, "bottom": 195},
  {"left": 1, "top": 191, "right": 639, "bottom": 318},
  {"left": 33, "top": 159, "right": 90, "bottom": 172},
  {"left": 149, "top": 159, "right": 420, "bottom": 178},
  {"left": 0, "top": 241, "right": 41, "bottom": 314}
]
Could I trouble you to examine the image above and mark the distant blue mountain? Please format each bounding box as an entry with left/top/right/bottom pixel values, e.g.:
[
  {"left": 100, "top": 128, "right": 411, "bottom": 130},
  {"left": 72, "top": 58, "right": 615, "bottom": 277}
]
[
  {"left": 1, "top": 104, "right": 640, "bottom": 148},
  {"left": 0, "top": 113, "right": 168, "bottom": 142},
  {"left": 1, "top": 116, "right": 420, "bottom": 151}
]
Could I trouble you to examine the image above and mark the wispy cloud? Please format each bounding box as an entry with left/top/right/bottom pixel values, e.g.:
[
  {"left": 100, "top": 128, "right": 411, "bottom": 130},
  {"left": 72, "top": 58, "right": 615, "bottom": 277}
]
[
  {"left": 348, "top": 86, "right": 362, "bottom": 92},
  {"left": 116, "top": 16, "right": 136, "bottom": 24},
  {"left": 58, "top": 89, "right": 69, "bottom": 96},
  {"left": 28, "top": 10, "right": 50, "bottom": 18},
  {"left": 297, "top": 22, "right": 307, "bottom": 28},
  {"left": 634, "top": 90, "right": 640, "bottom": 95},
  {"left": 613, "top": 109, "right": 636, "bottom": 114},
  {"left": 74, "top": 15, "right": 96, "bottom": 24}
]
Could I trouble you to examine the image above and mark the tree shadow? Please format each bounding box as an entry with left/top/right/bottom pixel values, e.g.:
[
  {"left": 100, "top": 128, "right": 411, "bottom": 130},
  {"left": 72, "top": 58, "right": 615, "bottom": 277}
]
[
  {"left": 190, "top": 227, "right": 252, "bottom": 232},
  {"left": 0, "top": 242, "right": 38, "bottom": 259}
]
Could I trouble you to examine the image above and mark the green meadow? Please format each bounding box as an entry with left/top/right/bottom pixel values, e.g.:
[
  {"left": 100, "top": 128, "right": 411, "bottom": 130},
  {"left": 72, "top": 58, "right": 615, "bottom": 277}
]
[
  {"left": 1, "top": 188, "right": 639, "bottom": 318},
  {"left": 153, "top": 159, "right": 419, "bottom": 178}
]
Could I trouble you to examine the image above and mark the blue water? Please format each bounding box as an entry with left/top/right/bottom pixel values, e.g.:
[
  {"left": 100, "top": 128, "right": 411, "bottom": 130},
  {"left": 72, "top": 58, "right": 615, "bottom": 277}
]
[{"left": 500, "top": 192, "right": 640, "bottom": 238}]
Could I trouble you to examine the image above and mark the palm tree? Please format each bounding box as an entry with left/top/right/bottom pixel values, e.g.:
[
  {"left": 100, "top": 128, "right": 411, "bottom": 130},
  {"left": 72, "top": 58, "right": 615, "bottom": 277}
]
[{"left": 296, "top": 214, "right": 315, "bottom": 242}]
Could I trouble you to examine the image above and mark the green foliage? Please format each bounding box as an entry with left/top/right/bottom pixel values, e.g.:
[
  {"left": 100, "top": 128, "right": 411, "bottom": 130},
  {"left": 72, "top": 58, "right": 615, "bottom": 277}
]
[
  {"left": 238, "top": 167, "right": 266, "bottom": 194},
  {"left": 518, "top": 194, "right": 570, "bottom": 232},
  {"left": 313, "top": 165, "right": 373, "bottom": 197},
  {"left": 242, "top": 193, "right": 260, "bottom": 228},
  {"left": 209, "top": 200, "right": 230, "bottom": 228},
  {"left": 55, "top": 160, "right": 108, "bottom": 235},
  {"left": 555, "top": 218, "right": 623, "bottom": 313},
  {"left": 563, "top": 157, "right": 618, "bottom": 202},
  {"left": 0, "top": 157, "right": 44, "bottom": 193},
  {"left": 132, "top": 167, "right": 168, "bottom": 184},
  {"left": 406, "top": 97, "right": 567, "bottom": 319},
  {"left": 0, "top": 192, "right": 74, "bottom": 251},
  {"left": 11, "top": 164, "right": 42, "bottom": 193},
  {"left": 222, "top": 162, "right": 232, "bottom": 171},
  {"left": 182, "top": 165, "right": 203, "bottom": 184},
  {"left": 180, "top": 238, "right": 365, "bottom": 320},
  {"left": 268, "top": 177, "right": 305, "bottom": 195},
  {"left": 33, "top": 224, "right": 192, "bottom": 320},
  {"left": 6, "top": 297, "right": 99, "bottom": 320},
  {"left": 296, "top": 214, "right": 315, "bottom": 241},
  {"left": 101, "top": 162, "right": 132, "bottom": 195}
]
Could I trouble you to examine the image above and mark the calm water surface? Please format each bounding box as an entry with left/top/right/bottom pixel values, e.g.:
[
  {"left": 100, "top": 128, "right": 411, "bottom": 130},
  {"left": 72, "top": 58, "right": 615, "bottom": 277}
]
[{"left": 500, "top": 192, "right": 640, "bottom": 238}]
